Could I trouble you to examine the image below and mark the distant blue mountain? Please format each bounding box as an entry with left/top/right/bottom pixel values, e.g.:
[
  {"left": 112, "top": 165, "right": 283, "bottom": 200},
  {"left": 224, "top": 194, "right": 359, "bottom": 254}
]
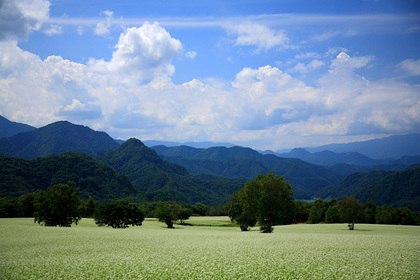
[
  {"left": 301, "top": 134, "right": 420, "bottom": 159},
  {"left": 144, "top": 140, "right": 236, "bottom": 149}
]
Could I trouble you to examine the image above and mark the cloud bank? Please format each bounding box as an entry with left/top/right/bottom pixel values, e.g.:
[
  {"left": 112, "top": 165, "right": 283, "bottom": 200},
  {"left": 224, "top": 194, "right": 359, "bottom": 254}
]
[
  {"left": 1, "top": 30, "right": 419, "bottom": 149},
  {"left": 0, "top": 2, "right": 419, "bottom": 150}
]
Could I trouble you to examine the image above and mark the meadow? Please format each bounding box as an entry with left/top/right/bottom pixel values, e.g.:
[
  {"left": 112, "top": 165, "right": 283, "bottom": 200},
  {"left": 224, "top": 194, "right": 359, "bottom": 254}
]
[{"left": 0, "top": 217, "right": 419, "bottom": 279}]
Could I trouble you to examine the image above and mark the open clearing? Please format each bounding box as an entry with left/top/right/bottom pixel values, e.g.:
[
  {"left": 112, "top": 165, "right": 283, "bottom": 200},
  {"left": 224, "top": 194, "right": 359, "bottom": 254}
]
[{"left": 1, "top": 217, "right": 419, "bottom": 279}]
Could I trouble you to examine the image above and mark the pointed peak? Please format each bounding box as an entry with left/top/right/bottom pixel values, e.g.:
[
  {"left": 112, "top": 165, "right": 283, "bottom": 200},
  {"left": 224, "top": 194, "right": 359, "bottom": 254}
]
[{"left": 119, "top": 138, "right": 146, "bottom": 148}]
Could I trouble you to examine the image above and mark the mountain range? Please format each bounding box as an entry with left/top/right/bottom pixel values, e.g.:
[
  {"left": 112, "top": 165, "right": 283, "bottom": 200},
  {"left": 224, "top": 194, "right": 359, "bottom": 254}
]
[
  {"left": 151, "top": 145, "right": 340, "bottom": 198},
  {"left": 301, "top": 134, "right": 420, "bottom": 159},
  {"left": 278, "top": 148, "right": 420, "bottom": 170},
  {"left": 0, "top": 115, "right": 419, "bottom": 209}
]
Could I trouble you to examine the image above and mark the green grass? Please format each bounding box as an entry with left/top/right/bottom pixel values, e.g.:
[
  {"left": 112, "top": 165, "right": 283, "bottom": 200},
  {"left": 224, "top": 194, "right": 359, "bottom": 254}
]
[{"left": 1, "top": 217, "right": 419, "bottom": 279}]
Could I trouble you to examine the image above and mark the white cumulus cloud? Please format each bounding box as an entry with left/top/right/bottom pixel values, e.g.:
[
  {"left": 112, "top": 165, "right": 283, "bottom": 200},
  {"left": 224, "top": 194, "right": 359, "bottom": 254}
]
[
  {"left": 89, "top": 22, "right": 183, "bottom": 85},
  {"left": 1, "top": 27, "right": 419, "bottom": 150}
]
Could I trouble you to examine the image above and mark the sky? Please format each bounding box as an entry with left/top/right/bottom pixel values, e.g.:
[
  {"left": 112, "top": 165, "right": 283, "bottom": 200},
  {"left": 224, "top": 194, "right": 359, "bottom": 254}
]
[{"left": 0, "top": 0, "right": 419, "bottom": 151}]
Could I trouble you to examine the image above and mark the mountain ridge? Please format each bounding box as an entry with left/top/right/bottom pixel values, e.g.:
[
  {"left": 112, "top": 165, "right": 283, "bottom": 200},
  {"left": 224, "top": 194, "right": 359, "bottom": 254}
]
[
  {"left": 0, "top": 120, "right": 120, "bottom": 159},
  {"left": 0, "top": 115, "right": 36, "bottom": 138},
  {"left": 301, "top": 134, "right": 420, "bottom": 159}
]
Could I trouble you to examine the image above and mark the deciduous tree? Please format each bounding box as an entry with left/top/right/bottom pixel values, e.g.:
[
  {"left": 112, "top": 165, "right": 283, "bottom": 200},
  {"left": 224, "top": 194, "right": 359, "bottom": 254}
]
[
  {"left": 155, "top": 201, "right": 181, "bottom": 228},
  {"left": 227, "top": 172, "right": 295, "bottom": 233},
  {"left": 94, "top": 200, "right": 144, "bottom": 229},
  {"left": 34, "top": 182, "right": 81, "bottom": 227},
  {"left": 338, "top": 196, "right": 362, "bottom": 230}
]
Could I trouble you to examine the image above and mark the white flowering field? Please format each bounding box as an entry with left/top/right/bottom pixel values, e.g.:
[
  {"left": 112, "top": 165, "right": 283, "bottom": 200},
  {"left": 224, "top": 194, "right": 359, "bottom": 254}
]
[{"left": 1, "top": 217, "right": 419, "bottom": 279}]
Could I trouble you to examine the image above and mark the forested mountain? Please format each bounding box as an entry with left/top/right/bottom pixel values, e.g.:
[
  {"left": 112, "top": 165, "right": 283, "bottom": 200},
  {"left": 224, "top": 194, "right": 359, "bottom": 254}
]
[
  {"left": 316, "top": 170, "right": 395, "bottom": 199},
  {"left": 0, "top": 115, "right": 35, "bottom": 137},
  {"left": 0, "top": 152, "right": 137, "bottom": 200},
  {"left": 303, "top": 134, "right": 420, "bottom": 159},
  {"left": 152, "top": 145, "right": 341, "bottom": 199},
  {"left": 96, "top": 138, "right": 246, "bottom": 205},
  {"left": 316, "top": 166, "right": 420, "bottom": 211},
  {"left": 0, "top": 116, "right": 418, "bottom": 209},
  {"left": 355, "top": 166, "right": 420, "bottom": 211},
  {"left": 0, "top": 121, "right": 120, "bottom": 159}
]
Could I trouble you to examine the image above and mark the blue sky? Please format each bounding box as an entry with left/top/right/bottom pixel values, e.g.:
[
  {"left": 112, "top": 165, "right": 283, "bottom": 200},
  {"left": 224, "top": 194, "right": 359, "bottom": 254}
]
[{"left": 1, "top": 0, "right": 419, "bottom": 151}]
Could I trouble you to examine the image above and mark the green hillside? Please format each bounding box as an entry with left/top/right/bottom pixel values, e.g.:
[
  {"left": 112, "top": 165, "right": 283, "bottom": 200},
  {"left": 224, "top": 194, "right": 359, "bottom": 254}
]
[
  {"left": 316, "top": 170, "right": 394, "bottom": 199},
  {"left": 96, "top": 139, "right": 246, "bottom": 205},
  {"left": 0, "top": 152, "right": 137, "bottom": 200},
  {"left": 355, "top": 166, "right": 420, "bottom": 211}
]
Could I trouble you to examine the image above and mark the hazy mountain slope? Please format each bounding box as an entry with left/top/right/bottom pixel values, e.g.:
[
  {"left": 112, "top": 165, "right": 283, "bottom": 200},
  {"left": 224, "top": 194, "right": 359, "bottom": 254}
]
[
  {"left": 304, "top": 134, "right": 420, "bottom": 159},
  {"left": 152, "top": 145, "right": 341, "bottom": 199},
  {"left": 0, "top": 115, "right": 36, "bottom": 137},
  {"left": 144, "top": 140, "right": 235, "bottom": 148},
  {"left": 279, "top": 148, "right": 377, "bottom": 166},
  {"left": 0, "top": 152, "right": 138, "bottom": 200},
  {"left": 0, "top": 121, "right": 120, "bottom": 159}
]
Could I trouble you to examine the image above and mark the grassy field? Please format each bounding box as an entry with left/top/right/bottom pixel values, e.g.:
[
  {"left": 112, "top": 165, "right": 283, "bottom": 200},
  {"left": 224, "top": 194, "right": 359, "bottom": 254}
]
[{"left": 1, "top": 217, "right": 419, "bottom": 279}]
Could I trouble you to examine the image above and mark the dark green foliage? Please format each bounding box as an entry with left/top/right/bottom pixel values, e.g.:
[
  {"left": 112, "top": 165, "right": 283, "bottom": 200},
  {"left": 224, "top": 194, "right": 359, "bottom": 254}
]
[
  {"left": 0, "top": 121, "right": 120, "bottom": 159},
  {"left": 337, "top": 196, "right": 363, "bottom": 230},
  {"left": 292, "top": 200, "right": 309, "bottom": 223},
  {"left": 0, "top": 193, "right": 36, "bottom": 217},
  {"left": 317, "top": 170, "right": 393, "bottom": 199},
  {"left": 80, "top": 196, "right": 95, "bottom": 218},
  {"left": 0, "top": 152, "right": 138, "bottom": 201},
  {"left": 355, "top": 166, "right": 420, "bottom": 211},
  {"left": 308, "top": 199, "right": 330, "bottom": 224},
  {"left": 193, "top": 203, "right": 209, "bottom": 216},
  {"left": 317, "top": 166, "right": 420, "bottom": 212},
  {"left": 0, "top": 197, "right": 19, "bottom": 217},
  {"left": 324, "top": 205, "right": 340, "bottom": 223},
  {"left": 34, "top": 182, "right": 82, "bottom": 227},
  {"left": 375, "top": 205, "right": 399, "bottom": 224},
  {"left": 362, "top": 200, "right": 377, "bottom": 224},
  {"left": 155, "top": 201, "right": 181, "bottom": 228},
  {"left": 226, "top": 172, "right": 295, "bottom": 233},
  {"left": 94, "top": 200, "right": 144, "bottom": 229},
  {"left": 225, "top": 187, "right": 257, "bottom": 231},
  {"left": 257, "top": 173, "right": 295, "bottom": 233},
  {"left": 177, "top": 207, "right": 192, "bottom": 225}
]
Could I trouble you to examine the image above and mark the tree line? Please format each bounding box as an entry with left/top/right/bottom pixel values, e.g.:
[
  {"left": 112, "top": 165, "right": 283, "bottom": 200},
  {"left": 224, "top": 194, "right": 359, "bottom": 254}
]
[{"left": 1, "top": 176, "right": 419, "bottom": 230}]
